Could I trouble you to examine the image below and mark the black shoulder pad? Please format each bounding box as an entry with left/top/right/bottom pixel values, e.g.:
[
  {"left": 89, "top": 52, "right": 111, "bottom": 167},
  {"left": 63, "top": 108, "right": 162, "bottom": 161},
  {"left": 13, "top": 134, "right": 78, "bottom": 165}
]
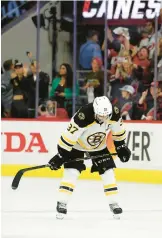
[
  {"left": 111, "top": 105, "right": 121, "bottom": 122},
  {"left": 73, "top": 103, "right": 95, "bottom": 128}
]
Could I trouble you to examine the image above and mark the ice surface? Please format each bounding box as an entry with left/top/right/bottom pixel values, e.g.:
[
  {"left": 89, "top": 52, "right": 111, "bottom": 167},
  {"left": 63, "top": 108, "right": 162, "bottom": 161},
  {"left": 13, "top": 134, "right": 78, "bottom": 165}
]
[{"left": 1, "top": 177, "right": 162, "bottom": 238}]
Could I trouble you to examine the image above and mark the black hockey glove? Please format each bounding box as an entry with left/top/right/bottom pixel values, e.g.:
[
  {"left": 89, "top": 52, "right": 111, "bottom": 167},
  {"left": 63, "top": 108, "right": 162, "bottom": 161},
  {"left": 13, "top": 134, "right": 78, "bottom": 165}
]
[
  {"left": 114, "top": 142, "right": 131, "bottom": 163},
  {"left": 48, "top": 153, "right": 65, "bottom": 170},
  {"left": 48, "top": 145, "right": 72, "bottom": 170}
]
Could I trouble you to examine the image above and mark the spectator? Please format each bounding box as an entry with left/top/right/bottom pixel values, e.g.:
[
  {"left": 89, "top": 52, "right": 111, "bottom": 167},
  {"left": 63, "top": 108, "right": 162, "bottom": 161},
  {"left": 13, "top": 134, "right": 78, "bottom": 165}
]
[
  {"left": 130, "top": 66, "right": 142, "bottom": 91},
  {"left": 150, "top": 37, "right": 162, "bottom": 81},
  {"left": 79, "top": 30, "right": 102, "bottom": 70},
  {"left": 38, "top": 104, "right": 48, "bottom": 117},
  {"left": 110, "top": 49, "right": 131, "bottom": 72},
  {"left": 157, "top": 82, "right": 162, "bottom": 119},
  {"left": 130, "top": 68, "right": 150, "bottom": 120},
  {"left": 102, "top": 27, "right": 130, "bottom": 54},
  {"left": 159, "top": 9, "right": 162, "bottom": 36},
  {"left": 110, "top": 57, "right": 134, "bottom": 100},
  {"left": 113, "top": 27, "right": 130, "bottom": 51},
  {"left": 10, "top": 62, "right": 28, "bottom": 118},
  {"left": 158, "top": 38, "right": 162, "bottom": 59},
  {"left": 139, "top": 28, "right": 150, "bottom": 49},
  {"left": 31, "top": 60, "right": 49, "bottom": 100},
  {"left": 38, "top": 101, "right": 57, "bottom": 117},
  {"left": 158, "top": 58, "right": 162, "bottom": 81},
  {"left": 50, "top": 63, "right": 79, "bottom": 117},
  {"left": 46, "top": 100, "right": 57, "bottom": 116},
  {"left": 102, "top": 27, "right": 130, "bottom": 70},
  {"left": 102, "top": 28, "right": 122, "bottom": 54},
  {"left": 113, "top": 85, "right": 135, "bottom": 120},
  {"left": 84, "top": 57, "right": 106, "bottom": 103},
  {"left": 38, "top": 102, "right": 68, "bottom": 119},
  {"left": 133, "top": 47, "right": 150, "bottom": 73},
  {"left": 114, "top": 56, "right": 133, "bottom": 81},
  {"left": 1, "top": 59, "right": 14, "bottom": 117},
  {"left": 140, "top": 20, "right": 161, "bottom": 59},
  {"left": 25, "top": 60, "right": 50, "bottom": 118},
  {"left": 138, "top": 82, "right": 161, "bottom": 120}
]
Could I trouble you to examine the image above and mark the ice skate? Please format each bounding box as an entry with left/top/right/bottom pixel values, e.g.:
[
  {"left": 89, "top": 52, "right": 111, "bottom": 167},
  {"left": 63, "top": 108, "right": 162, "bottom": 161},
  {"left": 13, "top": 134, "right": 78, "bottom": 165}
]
[
  {"left": 56, "top": 202, "right": 67, "bottom": 219},
  {"left": 109, "top": 203, "right": 123, "bottom": 220}
]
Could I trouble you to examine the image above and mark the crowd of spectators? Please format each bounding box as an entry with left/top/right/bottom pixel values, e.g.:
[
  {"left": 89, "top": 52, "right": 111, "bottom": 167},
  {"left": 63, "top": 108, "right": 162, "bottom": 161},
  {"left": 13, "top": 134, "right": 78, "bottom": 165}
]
[
  {"left": 1, "top": 56, "right": 74, "bottom": 119},
  {"left": 79, "top": 18, "right": 162, "bottom": 120},
  {"left": 1, "top": 16, "right": 162, "bottom": 120}
]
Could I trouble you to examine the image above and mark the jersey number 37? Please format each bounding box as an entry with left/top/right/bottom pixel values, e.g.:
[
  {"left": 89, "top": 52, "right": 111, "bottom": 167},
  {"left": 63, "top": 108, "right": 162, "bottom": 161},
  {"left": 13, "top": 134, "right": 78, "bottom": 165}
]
[{"left": 67, "top": 123, "right": 78, "bottom": 134}]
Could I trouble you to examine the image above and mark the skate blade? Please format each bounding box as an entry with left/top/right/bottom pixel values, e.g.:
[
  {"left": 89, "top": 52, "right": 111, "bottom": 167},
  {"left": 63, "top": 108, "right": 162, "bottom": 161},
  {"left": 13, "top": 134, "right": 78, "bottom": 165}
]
[
  {"left": 113, "top": 214, "right": 120, "bottom": 220},
  {"left": 56, "top": 213, "right": 66, "bottom": 220}
]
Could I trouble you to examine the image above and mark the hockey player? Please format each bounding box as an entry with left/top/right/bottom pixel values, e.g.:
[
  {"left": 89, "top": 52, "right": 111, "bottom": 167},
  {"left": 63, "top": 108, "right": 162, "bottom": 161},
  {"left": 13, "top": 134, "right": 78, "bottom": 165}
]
[{"left": 48, "top": 96, "right": 131, "bottom": 219}]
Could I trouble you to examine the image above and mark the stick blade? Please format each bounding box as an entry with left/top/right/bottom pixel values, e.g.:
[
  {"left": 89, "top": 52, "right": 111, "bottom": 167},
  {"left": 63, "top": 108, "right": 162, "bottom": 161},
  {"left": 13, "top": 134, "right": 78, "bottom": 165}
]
[
  {"left": 11, "top": 170, "right": 24, "bottom": 190},
  {"left": 11, "top": 164, "right": 48, "bottom": 190}
]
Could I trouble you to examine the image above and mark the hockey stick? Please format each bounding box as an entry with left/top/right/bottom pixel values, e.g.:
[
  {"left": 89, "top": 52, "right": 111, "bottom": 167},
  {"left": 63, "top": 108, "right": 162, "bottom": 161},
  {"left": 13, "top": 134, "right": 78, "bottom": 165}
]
[{"left": 11, "top": 152, "right": 117, "bottom": 190}]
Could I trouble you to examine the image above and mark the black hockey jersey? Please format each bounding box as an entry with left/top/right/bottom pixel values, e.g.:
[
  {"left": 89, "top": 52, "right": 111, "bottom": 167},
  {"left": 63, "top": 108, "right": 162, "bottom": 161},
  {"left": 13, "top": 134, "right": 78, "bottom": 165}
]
[{"left": 58, "top": 103, "right": 126, "bottom": 152}]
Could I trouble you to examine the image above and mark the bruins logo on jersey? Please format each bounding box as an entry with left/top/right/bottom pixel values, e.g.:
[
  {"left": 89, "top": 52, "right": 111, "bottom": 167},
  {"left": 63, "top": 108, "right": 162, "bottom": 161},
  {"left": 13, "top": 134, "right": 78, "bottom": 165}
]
[
  {"left": 114, "top": 106, "right": 119, "bottom": 114},
  {"left": 78, "top": 112, "right": 85, "bottom": 120},
  {"left": 87, "top": 132, "right": 106, "bottom": 148}
]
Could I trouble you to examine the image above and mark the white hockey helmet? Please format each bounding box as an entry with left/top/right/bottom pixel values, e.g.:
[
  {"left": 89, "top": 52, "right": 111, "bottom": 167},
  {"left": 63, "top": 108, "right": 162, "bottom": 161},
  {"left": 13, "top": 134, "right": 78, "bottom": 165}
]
[{"left": 93, "top": 96, "right": 112, "bottom": 122}]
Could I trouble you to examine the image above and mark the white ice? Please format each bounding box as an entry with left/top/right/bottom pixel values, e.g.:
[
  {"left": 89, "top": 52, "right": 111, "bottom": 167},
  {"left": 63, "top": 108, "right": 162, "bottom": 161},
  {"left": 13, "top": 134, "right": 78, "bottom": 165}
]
[{"left": 1, "top": 176, "right": 162, "bottom": 238}]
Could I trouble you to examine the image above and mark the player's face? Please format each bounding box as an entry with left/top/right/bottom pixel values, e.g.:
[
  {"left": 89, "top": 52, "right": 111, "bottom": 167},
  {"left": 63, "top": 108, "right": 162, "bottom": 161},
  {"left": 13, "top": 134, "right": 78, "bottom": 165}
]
[{"left": 95, "top": 114, "right": 110, "bottom": 123}]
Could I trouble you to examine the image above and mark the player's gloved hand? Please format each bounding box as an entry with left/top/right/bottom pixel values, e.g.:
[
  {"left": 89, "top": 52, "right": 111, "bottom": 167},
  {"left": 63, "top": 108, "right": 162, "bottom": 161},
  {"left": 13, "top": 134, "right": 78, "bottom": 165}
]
[
  {"left": 115, "top": 143, "right": 131, "bottom": 163},
  {"left": 48, "top": 153, "right": 65, "bottom": 170}
]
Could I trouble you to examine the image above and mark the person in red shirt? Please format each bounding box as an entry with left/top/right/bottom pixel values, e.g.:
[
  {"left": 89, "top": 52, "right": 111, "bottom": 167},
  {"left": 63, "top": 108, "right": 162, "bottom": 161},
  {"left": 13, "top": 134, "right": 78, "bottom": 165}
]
[
  {"left": 133, "top": 47, "right": 150, "bottom": 73},
  {"left": 138, "top": 82, "right": 162, "bottom": 120}
]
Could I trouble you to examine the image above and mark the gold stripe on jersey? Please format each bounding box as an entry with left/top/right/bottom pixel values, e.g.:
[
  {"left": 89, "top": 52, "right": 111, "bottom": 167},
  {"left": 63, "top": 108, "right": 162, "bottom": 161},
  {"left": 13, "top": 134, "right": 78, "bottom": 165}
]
[
  {"left": 58, "top": 139, "right": 72, "bottom": 152},
  {"left": 62, "top": 134, "right": 76, "bottom": 145},
  {"left": 112, "top": 133, "right": 126, "bottom": 142},
  {"left": 77, "top": 139, "right": 90, "bottom": 150},
  {"left": 60, "top": 182, "right": 75, "bottom": 189},
  {"left": 112, "top": 130, "right": 125, "bottom": 136},
  {"left": 107, "top": 120, "right": 117, "bottom": 125},
  {"left": 85, "top": 121, "right": 96, "bottom": 128}
]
